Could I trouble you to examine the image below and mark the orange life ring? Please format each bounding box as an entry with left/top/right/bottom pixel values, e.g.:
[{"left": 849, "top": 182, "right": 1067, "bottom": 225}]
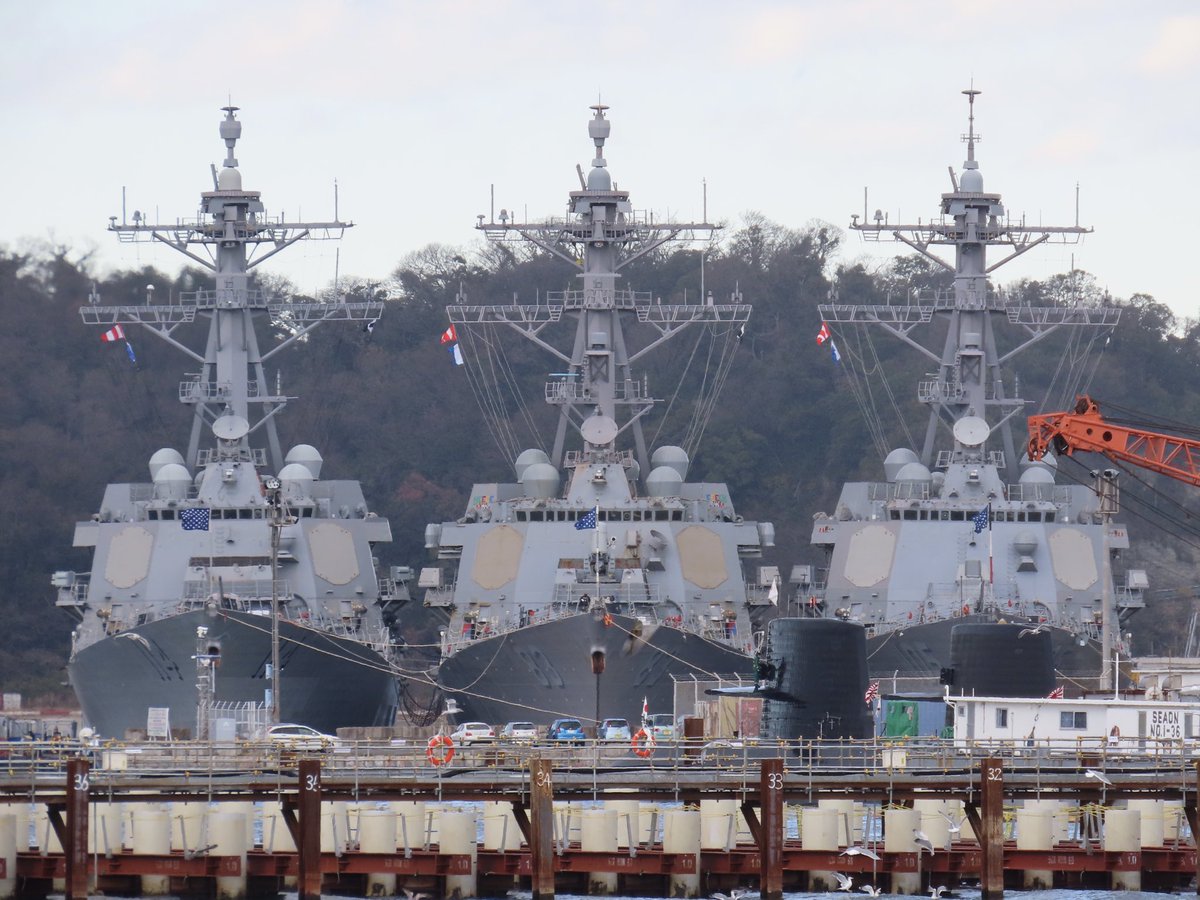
[
  {"left": 631, "top": 728, "right": 655, "bottom": 758},
  {"left": 426, "top": 734, "right": 455, "bottom": 766}
]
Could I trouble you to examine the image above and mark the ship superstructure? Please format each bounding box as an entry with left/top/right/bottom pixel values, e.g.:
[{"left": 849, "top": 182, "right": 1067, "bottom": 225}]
[
  {"left": 424, "top": 105, "right": 774, "bottom": 727},
  {"left": 807, "top": 90, "right": 1141, "bottom": 694},
  {"left": 53, "top": 107, "right": 409, "bottom": 738}
]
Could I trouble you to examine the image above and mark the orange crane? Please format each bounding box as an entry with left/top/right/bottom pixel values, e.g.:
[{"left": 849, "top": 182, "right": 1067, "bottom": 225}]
[{"left": 1027, "top": 395, "right": 1200, "bottom": 486}]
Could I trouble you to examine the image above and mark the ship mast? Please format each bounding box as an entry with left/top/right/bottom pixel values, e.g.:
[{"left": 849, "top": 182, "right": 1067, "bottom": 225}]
[
  {"left": 459, "top": 104, "right": 749, "bottom": 476},
  {"left": 82, "top": 106, "right": 380, "bottom": 472},
  {"left": 826, "top": 89, "right": 1115, "bottom": 481}
]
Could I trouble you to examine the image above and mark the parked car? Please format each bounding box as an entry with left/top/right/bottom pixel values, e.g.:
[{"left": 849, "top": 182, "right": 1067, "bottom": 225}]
[
  {"left": 450, "top": 722, "right": 495, "bottom": 745},
  {"left": 499, "top": 721, "right": 538, "bottom": 742},
  {"left": 547, "top": 718, "right": 586, "bottom": 742},
  {"left": 599, "top": 718, "right": 632, "bottom": 741},
  {"left": 265, "top": 723, "right": 341, "bottom": 751},
  {"left": 646, "top": 713, "right": 676, "bottom": 741}
]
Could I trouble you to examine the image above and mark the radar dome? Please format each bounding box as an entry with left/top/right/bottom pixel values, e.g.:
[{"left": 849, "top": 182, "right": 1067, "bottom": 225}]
[
  {"left": 895, "top": 462, "right": 932, "bottom": 484},
  {"left": 149, "top": 447, "right": 186, "bottom": 480},
  {"left": 279, "top": 462, "right": 314, "bottom": 500},
  {"left": 1019, "top": 450, "right": 1057, "bottom": 471},
  {"left": 514, "top": 448, "right": 550, "bottom": 481},
  {"left": 153, "top": 463, "right": 191, "bottom": 500},
  {"left": 285, "top": 444, "right": 323, "bottom": 479},
  {"left": 883, "top": 448, "right": 919, "bottom": 482},
  {"left": 625, "top": 458, "right": 641, "bottom": 483},
  {"left": 217, "top": 167, "right": 242, "bottom": 191},
  {"left": 1019, "top": 466, "right": 1055, "bottom": 486},
  {"left": 587, "top": 167, "right": 612, "bottom": 191},
  {"left": 650, "top": 446, "right": 689, "bottom": 481},
  {"left": 646, "top": 465, "right": 683, "bottom": 498},
  {"left": 1014, "top": 530, "right": 1038, "bottom": 554},
  {"left": 960, "top": 166, "right": 984, "bottom": 192},
  {"left": 520, "top": 462, "right": 560, "bottom": 500}
]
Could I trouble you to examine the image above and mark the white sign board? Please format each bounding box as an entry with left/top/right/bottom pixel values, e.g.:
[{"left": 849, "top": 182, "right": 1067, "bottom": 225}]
[
  {"left": 1149, "top": 708, "right": 1182, "bottom": 739},
  {"left": 147, "top": 707, "right": 170, "bottom": 739}
]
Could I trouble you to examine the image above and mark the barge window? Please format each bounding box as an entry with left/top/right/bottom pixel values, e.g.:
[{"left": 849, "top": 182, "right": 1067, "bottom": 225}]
[
  {"left": 996, "top": 708, "right": 1008, "bottom": 728},
  {"left": 1060, "top": 711, "right": 1087, "bottom": 730}
]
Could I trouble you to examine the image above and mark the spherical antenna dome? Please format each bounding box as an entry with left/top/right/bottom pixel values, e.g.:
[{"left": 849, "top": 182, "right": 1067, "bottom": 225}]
[
  {"left": 883, "top": 448, "right": 919, "bottom": 482},
  {"left": 285, "top": 444, "right": 323, "bottom": 479},
  {"left": 587, "top": 167, "right": 612, "bottom": 191},
  {"left": 279, "top": 462, "right": 314, "bottom": 500},
  {"left": 1014, "top": 530, "right": 1038, "bottom": 554},
  {"left": 1019, "top": 466, "right": 1055, "bottom": 486},
  {"left": 1019, "top": 450, "right": 1058, "bottom": 471},
  {"left": 960, "top": 167, "right": 984, "bottom": 192},
  {"left": 895, "top": 462, "right": 932, "bottom": 484},
  {"left": 153, "top": 463, "right": 191, "bottom": 500},
  {"left": 149, "top": 447, "right": 186, "bottom": 480},
  {"left": 514, "top": 448, "right": 550, "bottom": 480},
  {"left": 646, "top": 465, "right": 683, "bottom": 498},
  {"left": 651, "top": 445, "right": 689, "bottom": 481},
  {"left": 520, "top": 462, "right": 560, "bottom": 500},
  {"left": 217, "top": 167, "right": 242, "bottom": 191},
  {"left": 625, "top": 458, "right": 641, "bottom": 483}
]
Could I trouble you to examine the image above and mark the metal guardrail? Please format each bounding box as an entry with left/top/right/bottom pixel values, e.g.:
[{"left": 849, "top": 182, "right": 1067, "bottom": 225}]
[{"left": 1, "top": 735, "right": 1196, "bottom": 788}]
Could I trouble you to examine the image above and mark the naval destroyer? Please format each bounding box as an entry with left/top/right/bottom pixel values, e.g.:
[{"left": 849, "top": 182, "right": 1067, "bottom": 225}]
[
  {"left": 804, "top": 90, "right": 1143, "bottom": 696},
  {"left": 53, "top": 107, "right": 409, "bottom": 739},
  {"left": 424, "top": 105, "right": 775, "bottom": 728}
]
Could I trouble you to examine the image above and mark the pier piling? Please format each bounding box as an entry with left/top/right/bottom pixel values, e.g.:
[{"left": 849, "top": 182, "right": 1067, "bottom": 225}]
[
  {"left": 296, "top": 759, "right": 322, "bottom": 900},
  {"left": 758, "top": 759, "right": 783, "bottom": 900},
  {"left": 64, "top": 758, "right": 89, "bottom": 900},
  {"left": 978, "top": 757, "right": 1004, "bottom": 899},
  {"left": 530, "top": 758, "right": 554, "bottom": 900}
]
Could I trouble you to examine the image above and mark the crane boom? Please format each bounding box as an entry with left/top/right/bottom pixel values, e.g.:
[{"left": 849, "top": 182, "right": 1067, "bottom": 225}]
[{"left": 1028, "top": 395, "right": 1200, "bottom": 486}]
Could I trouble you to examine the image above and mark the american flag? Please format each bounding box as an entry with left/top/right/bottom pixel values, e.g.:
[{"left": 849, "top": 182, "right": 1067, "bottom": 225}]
[
  {"left": 180, "top": 508, "right": 210, "bottom": 531},
  {"left": 1047, "top": 685, "right": 1064, "bottom": 700},
  {"left": 575, "top": 506, "right": 598, "bottom": 530},
  {"left": 972, "top": 504, "right": 991, "bottom": 534},
  {"left": 864, "top": 680, "right": 880, "bottom": 705}
]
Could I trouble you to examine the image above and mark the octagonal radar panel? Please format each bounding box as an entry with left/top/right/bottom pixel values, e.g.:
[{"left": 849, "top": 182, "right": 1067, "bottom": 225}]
[
  {"left": 212, "top": 414, "right": 250, "bottom": 442},
  {"left": 952, "top": 415, "right": 991, "bottom": 448},
  {"left": 581, "top": 414, "right": 619, "bottom": 446}
]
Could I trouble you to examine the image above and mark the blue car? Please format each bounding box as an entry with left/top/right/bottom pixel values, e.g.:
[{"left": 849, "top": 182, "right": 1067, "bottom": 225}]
[{"left": 547, "top": 718, "right": 586, "bottom": 742}]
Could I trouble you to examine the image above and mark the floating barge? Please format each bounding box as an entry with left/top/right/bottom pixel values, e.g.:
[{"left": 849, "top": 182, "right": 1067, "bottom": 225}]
[{"left": 0, "top": 739, "right": 1197, "bottom": 899}]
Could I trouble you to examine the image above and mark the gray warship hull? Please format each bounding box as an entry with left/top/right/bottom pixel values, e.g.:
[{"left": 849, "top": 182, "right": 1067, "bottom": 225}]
[
  {"left": 69, "top": 610, "right": 398, "bottom": 739},
  {"left": 436, "top": 612, "right": 754, "bottom": 728}
]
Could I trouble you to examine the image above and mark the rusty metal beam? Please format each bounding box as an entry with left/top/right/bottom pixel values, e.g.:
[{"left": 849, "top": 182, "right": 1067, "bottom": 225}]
[
  {"left": 64, "top": 758, "right": 90, "bottom": 900},
  {"left": 759, "top": 758, "right": 783, "bottom": 900},
  {"left": 297, "top": 759, "right": 322, "bottom": 900},
  {"left": 530, "top": 758, "right": 554, "bottom": 900},
  {"left": 980, "top": 758, "right": 1004, "bottom": 900}
]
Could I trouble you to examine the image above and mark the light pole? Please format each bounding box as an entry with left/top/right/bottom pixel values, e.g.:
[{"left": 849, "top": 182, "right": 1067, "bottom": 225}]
[{"left": 265, "top": 477, "right": 283, "bottom": 725}]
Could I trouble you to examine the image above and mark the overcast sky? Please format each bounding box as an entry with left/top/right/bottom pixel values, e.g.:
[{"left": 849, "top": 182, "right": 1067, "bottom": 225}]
[{"left": 3, "top": 2, "right": 1197, "bottom": 315}]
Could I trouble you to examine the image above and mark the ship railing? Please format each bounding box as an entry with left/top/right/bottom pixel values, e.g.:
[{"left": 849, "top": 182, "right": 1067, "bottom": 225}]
[
  {"left": 197, "top": 447, "right": 267, "bottom": 467},
  {"left": 1006, "top": 483, "right": 1072, "bottom": 504},
  {"left": 562, "top": 448, "right": 636, "bottom": 469},
  {"left": 54, "top": 577, "right": 89, "bottom": 608},
  {"left": 546, "top": 288, "right": 654, "bottom": 310},
  {"left": 129, "top": 483, "right": 200, "bottom": 502},
  {"left": 179, "top": 287, "right": 271, "bottom": 308},
  {"left": 8, "top": 734, "right": 1199, "bottom": 783},
  {"left": 179, "top": 377, "right": 263, "bottom": 403},
  {"left": 933, "top": 449, "right": 1006, "bottom": 469},
  {"left": 545, "top": 379, "right": 646, "bottom": 403}
]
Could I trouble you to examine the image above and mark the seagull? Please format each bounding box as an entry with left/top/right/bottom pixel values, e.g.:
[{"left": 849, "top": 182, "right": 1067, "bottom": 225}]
[
  {"left": 403, "top": 890, "right": 430, "bottom": 900},
  {"left": 938, "top": 811, "right": 965, "bottom": 834},
  {"left": 841, "top": 845, "right": 881, "bottom": 861},
  {"left": 1018, "top": 624, "right": 1049, "bottom": 638},
  {"left": 912, "top": 828, "right": 935, "bottom": 855},
  {"left": 834, "top": 872, "right": 854, "bottom": 892},
  {"left": 1085, "top": 768, "right": 1113, "bottom": 786},
  {"left": 860, "top": 886, "right": 883, "bottom": 897},
  {"left": 929, "top": 886, "right": 948, "bottom": 898},
  {"left": 710, "top": 891, "right": 752, "bottom": 900},
  {"left": 505, "top": 891, "right": 531, "bottom": 900},
  {"left": 363, "top": 317, "right": 380, "bottom": 335}
]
